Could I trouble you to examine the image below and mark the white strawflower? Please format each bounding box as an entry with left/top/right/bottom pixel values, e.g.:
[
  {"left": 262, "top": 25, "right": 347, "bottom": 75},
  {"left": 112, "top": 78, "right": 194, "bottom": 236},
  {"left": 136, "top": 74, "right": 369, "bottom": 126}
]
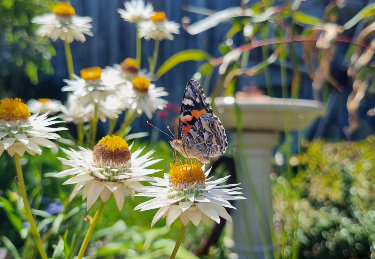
[
  {"left": 0, "top": 98, "right": 66, "bottom": 157},
  {"left": 104, "top": 58, "right": 152, "bottom": 81},
  {"left": 27, "top": 98, "right": 61, "bottom": 114},
  {"left": 120, "top": 76, "right": 167, "bottom": 119},
  {"left": 118, "top": 0, "right": 154, "bottom": 23},
  {"left": 95, "top": 95, "right": 124, "bottom": 123},
  {"left": 31, "top": 2, "right": 93, "bottom": 43},
  {"left": 59, "top": 98, "right": 92, "bottom": 124},
  {"left": 135, "top": 160, "right": 245, "bottom": 228},
  {"left": 62, "top": 67, "right": 122, "bottom": 107},
  {"left": 55, "top": 135, "right": 161, "bottom": 211},
  {"left": 138, "top": 12, "right": 180, "bottom": 40}
]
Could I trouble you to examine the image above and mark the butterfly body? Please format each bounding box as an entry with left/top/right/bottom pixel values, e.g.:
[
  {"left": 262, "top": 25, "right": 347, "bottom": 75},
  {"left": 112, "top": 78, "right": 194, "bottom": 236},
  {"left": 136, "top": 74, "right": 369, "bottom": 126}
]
[{"left": 170, "top": 79, "right": 227, "bottom": 163}]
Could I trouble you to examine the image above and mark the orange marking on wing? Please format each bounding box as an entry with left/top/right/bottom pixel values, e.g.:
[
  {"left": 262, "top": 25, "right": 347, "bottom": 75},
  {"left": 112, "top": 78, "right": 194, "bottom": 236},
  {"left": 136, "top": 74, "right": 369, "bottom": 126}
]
[{"left": 182, "top": 109, "right": 207, "bottom": 136}]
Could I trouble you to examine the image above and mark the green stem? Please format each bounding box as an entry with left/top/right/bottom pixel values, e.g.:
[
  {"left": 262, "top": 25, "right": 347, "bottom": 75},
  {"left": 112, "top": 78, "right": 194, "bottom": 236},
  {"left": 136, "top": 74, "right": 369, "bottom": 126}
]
[
  {"left": 114, "top": 111, "right": 137, "bottom": 137},
  {"left": 136, "top": 24, "right": 142, "bottom": 67},
  {"left": 77, "top": 201, "right": 105, "bottom": 259},
  {"left": 14, "top": 154, "right": 48, "bottom": 259},
  {"left": 169, "top": 224, "right": 187, "bottom": 259},
  {"left": 150, "top": 39, "right": 160, "bottom": 74},
  {"left": 107, "top": 118, "right": 118, "bottom": 136},
  {"left": 77, "top": 122, "right": 84, "bottom": 147},
  {"left": 89, "top": 105, "right": 98, "bottom": 148},
  {"left": 64, "top": 40, "right": 74, "bottom": 80}
]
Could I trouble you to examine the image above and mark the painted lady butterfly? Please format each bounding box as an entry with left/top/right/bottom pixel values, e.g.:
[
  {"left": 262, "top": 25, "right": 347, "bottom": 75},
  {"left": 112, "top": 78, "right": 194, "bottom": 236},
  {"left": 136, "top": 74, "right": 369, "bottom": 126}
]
[{"left": 170, "top": 79, "right": 228, "bottom": 163}]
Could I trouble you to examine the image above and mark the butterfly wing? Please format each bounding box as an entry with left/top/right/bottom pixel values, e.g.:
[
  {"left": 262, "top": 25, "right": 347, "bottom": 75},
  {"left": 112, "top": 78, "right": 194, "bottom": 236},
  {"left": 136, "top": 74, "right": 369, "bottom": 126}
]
[
  {"left": 179, "top": 79, "right": 213, "bottom": 142},
  {"left": 179, "top": 79, "right": 227, "bottom": 156}
]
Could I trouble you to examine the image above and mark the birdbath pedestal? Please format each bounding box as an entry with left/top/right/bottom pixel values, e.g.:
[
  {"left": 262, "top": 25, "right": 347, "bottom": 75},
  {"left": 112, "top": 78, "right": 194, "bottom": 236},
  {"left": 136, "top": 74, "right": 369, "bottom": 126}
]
[{"left": 212, "top": 96, "right": 325, "bottom": 259}]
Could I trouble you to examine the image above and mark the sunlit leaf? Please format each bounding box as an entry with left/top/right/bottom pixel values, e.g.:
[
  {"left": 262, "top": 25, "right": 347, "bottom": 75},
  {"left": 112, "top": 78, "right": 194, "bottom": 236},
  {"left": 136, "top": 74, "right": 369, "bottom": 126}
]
[
  {"left": 52, "top": 238, "right": 64, "bottom": 259},
  {"left": 293, "top": 11, "right": 322, "bottom": 25},
  {"left": 156, "top": 50, "right": 210, "bottom": 78}
]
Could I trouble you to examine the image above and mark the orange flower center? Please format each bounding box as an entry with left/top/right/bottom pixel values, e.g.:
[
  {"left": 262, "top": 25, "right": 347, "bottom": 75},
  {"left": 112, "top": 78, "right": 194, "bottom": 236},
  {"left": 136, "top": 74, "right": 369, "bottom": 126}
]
[
  {"left": 0, "top": 98, "right": 30, "bottom": 121},
  {"left": 150, "top": 12, "right": 166, "bottom": 22},
  {"left": 37, "top": 98, "right": 51, "bottom": 104},
  {"left": 81, "top": 67, "right": 102, "bottom": 81},
  {"left": 53, "top": 2, "right": 75, "bottom": 17},
  {"left": 169, "top": 160, "right": 206, "bottom": 186},
  {"left": 132, "top": 76, "right": 150, "bottom": 92}
]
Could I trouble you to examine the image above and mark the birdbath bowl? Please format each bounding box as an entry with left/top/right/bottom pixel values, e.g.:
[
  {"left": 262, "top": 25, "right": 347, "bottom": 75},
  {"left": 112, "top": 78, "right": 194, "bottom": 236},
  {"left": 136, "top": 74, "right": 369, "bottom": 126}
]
[{"left": 212, "top": 95, "right": 325, "bottom": 259}]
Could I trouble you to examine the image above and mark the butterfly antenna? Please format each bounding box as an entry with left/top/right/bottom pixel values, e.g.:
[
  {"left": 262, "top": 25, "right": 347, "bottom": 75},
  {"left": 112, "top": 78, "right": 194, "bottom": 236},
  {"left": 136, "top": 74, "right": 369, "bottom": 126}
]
[
  {"left": 167, "top": 126, "right": 176, "bottom": 139},
  {"left": 147, "top": 121, "right": 174, "bottom": 139}
]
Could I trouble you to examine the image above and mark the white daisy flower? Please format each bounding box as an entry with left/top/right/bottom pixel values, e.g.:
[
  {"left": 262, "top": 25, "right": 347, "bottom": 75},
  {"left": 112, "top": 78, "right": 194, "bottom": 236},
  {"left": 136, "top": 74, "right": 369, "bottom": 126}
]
[
  {"left": 55, "top": 135, "right": 161, "bottom": 211},
  {"left": 27, "top": 98, "right": 61, "bottom": 115},
  {"left": 62, "top": 67, "right": 122, "bottom": 106},
  {"left": 31, "top": 2, "right": 93, "bottom": 43},
  {"left": 138, "top": 12, "right": 180, "bottom": 41},
  {"left": 120, "top": 76, "right": 167, "bottom": 119},
  {"left": 104, "top": 58, "right": 151, "bottom": 81},
  {"left": 95, "top": 95, "right": 124, "bottom": 123},
  {"left": 135, "top": 160, "right": 245, "bottom": 228},
  {"left": 118, "top": 0, "right": 154, "bottom": 23},
  {"left": 59, "top": 98, "right": 92, "bottom": 124},
  {"left": 0, "top": 98, "right": 66, "bottom": 157}
]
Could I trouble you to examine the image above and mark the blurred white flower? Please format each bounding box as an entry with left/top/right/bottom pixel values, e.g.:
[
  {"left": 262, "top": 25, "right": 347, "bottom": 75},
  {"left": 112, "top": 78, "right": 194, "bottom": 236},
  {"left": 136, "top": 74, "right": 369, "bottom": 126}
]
[
  {"left": 118, "top": 0, "right": 154, "bottom": 23},
  {"left": 120, "top": 76, "right": 167, "bottom": 119},
  {"left": 62, "top": 67, "right": 122, "bottom": 106},
  {"left": 95, "top": 95, "right": 124, "bottom": 123},
  {"left": 31, "top": 2, "right": 93, "bottom": 43},
  {"left": 138, "top": 12, "right": 180, "bottom": 40},
  {"left": 0, "top": 98, "right": 66, "bottom": 157},
  {"left": 55, "top": 135, "right": 161, "bottom": 211},
  {"left": 104, "top": 58, "right": 151, "bottom": 81},
  {"left": 59, "top": 98, "right": 92, "bottom": 124},
  {"left": 27, "top": 98, "right": 61, "bottom": 115},
  {"left": 135, "top": 160, "right": 245, "bottom": 227}
]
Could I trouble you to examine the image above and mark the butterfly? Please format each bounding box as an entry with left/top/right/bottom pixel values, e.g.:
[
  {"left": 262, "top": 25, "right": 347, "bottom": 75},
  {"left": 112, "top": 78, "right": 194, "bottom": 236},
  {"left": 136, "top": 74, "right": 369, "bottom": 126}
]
[{"left": 169, "top": 79, "right": 228, "bottom": 163}]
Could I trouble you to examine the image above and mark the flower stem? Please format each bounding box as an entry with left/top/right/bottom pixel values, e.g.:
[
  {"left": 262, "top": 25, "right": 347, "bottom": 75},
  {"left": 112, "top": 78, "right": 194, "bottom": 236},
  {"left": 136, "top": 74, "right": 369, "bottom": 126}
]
[
  {"left": 136, "top": 24, "right": 141, "bottom": 67},
  {"left": 150, "top": 39, "right": 160, "bottom": 74},
  {"left": 107, "top": 118, "right": 118, "bottom": 135},
  {"left": 64, "top": 40, "right": 74, "bottom": 80},
  {"left": 14, "top": 154, "right": 48, "bottom": 259},
  {"left": 77, "top": 201, "right": 105, "bottom": 259},
  {"left": 114, "top": 111, "right": 137, "bottom": 137},
  {"left": 90, "top": 104, "right": 98, "bottom": 148},
  {"left": 77, "top": 122, "right": 84, "bottom": 146},
  {"left": 169, "top": 224, "right": 187, "bottom": 259}
]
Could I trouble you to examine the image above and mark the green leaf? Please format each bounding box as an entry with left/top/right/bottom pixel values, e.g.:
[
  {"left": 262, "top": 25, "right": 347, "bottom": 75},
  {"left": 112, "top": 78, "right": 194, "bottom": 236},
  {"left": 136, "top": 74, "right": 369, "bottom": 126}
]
[
  {"left": 63, "top": 230, "right": 71, "bottom": 259},
  {"left": 156, "top": 50, "right": 210, "bottom": 78},
  {"left": 25, "top": 61, "right": 38, "bottom": 84},
  {"left": 199, "top": 62, "right": 213, "bottom": 76},
  {"left": 31, "top": 209, "right": 52, "bottom": 218},
  {"left": 293, "top": 11, "right": 322, "bottom": 25},
  {"left": 37, "top": 217, "right": 53, "bottom": 231},
  {"left": 344, "top": 3, "right": 375, "bottom": 30},
  {"left": 0, "top": 196, "right": 14, "bottom": 213},
  {"left": 52, "top": 213, "right": 64, "bottom": 234},
  {"left": 0, "top": 236, "right": 21, "bottom": 259},
  {"left": 52, "top": 238, "right": 64, "bottom": 259}
]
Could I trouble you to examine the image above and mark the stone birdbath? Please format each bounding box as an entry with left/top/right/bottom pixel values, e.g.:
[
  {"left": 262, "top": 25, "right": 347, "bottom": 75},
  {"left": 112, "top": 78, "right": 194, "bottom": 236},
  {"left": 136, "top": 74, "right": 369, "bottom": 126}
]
[{"left": 212, "top": 94, "right": 325, "bottom": 259}]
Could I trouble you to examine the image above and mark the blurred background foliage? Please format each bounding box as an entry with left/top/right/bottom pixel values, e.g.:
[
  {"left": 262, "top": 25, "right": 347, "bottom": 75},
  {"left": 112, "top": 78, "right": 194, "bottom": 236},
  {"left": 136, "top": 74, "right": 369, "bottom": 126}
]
[{"left": 274, "top": 138, "right": 375, "bottom": 258}]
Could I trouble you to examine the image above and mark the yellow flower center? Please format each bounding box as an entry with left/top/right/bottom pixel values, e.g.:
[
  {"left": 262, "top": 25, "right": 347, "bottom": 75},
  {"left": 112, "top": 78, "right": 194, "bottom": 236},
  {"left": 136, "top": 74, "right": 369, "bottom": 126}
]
[
  {"left": 53, "top": 2, "right": 75, "bottom": 17},
  {"left": 132, "top": 76, "right": 150, "bottom": 93},
  {"left": 169, "top": 160, "right": 206, "bottom": 186},
  {"left": 93, "top": 135, "right": 131, "bottom": 166},
  {"left": 81, "top": 67, "right": 102, "bottom": 81},
  {"left": 150, "top": 12, "right": 166, "bottom": 22},
  {"left": 0, "top": 98, "right": 30, "bottom": 121},
  {"left": 37, "top": 98, "right": 51, "bottom": 104},
  {"left": 120, "top": 58, "right": 140, "bottom": 76}
]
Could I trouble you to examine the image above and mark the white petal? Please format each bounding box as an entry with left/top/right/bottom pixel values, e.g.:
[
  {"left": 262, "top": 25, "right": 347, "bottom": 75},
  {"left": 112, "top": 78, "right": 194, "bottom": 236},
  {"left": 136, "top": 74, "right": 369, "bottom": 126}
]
[
  {"left": 31, "top": 137, "right": 57, "bottom": 149},
  {"left": 151, "top": 206, "right": 170, "bottom": 227},
  {"left": 6, "top": 146, "right": 16, "bottom": 157},
  {"left": 113, "top": 183, "right": 126, "bottom": 211},
  {"left": 15, "top": 134, "right": 29, "bottom": 145},
  {"left": 55, "top": 168, "right": 81, "bottom": 178},
  {"left": 69, "top": 182, "right": 85, "bottom": 202},
  {"left": 104, "top": 182, "right": 120, "bottom": 192},
  {"left": 87, "top": 181, "right": 105, "bottom": 210},
  {"left": 166, "top": 205, "right": 183, "bottom": 228},
  {"left": 186, "top": 207, "right": 201, "bottom": 227},
  {"left": 12, "top": 144, "right": 26, "bottom": 157},
  {"left": 3, "top": 138, "right": 16, "bottom": 149},
  {"left": 0, "top": 132, "right": 8, "bottom": 139},
  {"left": 201, "top": 212, "right": 211, "bottom": 226},
  {"left": 63, "top": 174, "right": 94, "bottom": 185},
  {"left": 180, "top": 211, "right": 190, "bottom": 226},
  {"left": 25, "top": 141, "right": 42, "bottom": 155},
  {"left": 211, "top": 203, "right": 232, "bottom": 222},
  {"left": 179, "top": 201, "right": 193, "bottom": 212},
  {"left": 82, "top": 181, "right": 92, "bottom": 200},
  {"left": 100, "top": 187, "right": 112, "bottom": 203},
  {"left": 196, "top": 203, "right": 220, "bottom": 224}
]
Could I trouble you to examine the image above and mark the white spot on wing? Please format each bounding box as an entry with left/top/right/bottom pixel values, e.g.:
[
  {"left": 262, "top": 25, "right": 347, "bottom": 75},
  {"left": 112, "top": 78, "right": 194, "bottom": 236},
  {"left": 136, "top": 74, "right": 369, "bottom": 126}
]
[{"left": 182, "top": 99, "right": 194, "bottom": 106}]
